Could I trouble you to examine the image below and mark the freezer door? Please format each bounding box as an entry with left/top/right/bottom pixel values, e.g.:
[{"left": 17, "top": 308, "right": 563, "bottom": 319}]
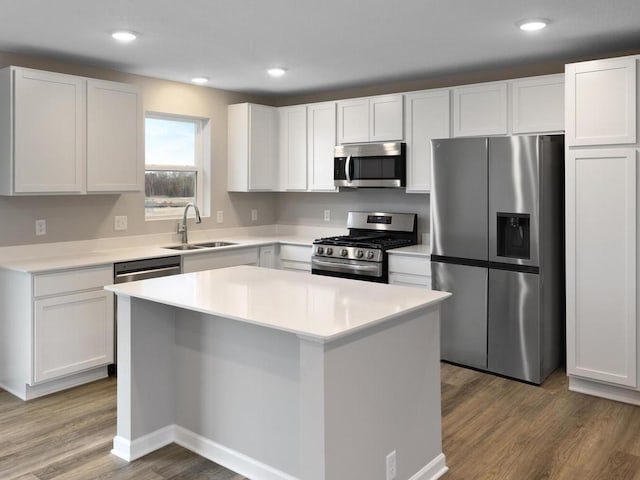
[
  {"left": 488, "top": 136, "right": 540, "bottom": 267},
  {"left": 433, "top": 261, "right": 488, "bottom": 369},
  {"left": 487, "top": 268, "right": 541, "bottom": 383},
  {"left": 431, "top": 137, "right": 488, "bottom": 260}
]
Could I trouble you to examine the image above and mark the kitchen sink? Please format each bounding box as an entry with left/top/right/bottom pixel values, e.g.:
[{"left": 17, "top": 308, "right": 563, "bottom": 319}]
[
  {"left": 193, "top": 241, "right": 236, "bottom": 248},
  {"left": 163, "top": 241, "right": 236, "bottom": 251},
  {"left": 164, "top": 244, "right": 206, "bottom": 250}
]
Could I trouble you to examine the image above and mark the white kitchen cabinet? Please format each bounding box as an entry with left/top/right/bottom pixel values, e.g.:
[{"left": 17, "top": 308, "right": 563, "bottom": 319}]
[
  {"left": 0, "top": 264, "right": 114, "bottom": 400},
  {"left": 307, "top": 102, "right": 338, "bottom": 191},
  {"left": 228, "top": 103, "right": 277, "bottom": 192},
  {"left": 259, "top": 245, "right": 277, "bottom": 269},
  {"left": 182, "top": 247, "right": 259, "bottom": 273},
  {"left": 566, "top": 148, "right": 637, "bottom": 388},
  {"left": 278, "top": 105, "right": 307, "bottom": 191},
  {"left": 388, "top": 253, "right": 431, "bottom": 288},
  {"left": 87, "top": 79, "right": 143, "bottom": 192},
  {"left": 404, "top": 89, "right": 450, "bottom": 193},
  {"left": 34, "top": 289, "right": 113, "bottom": 383},
  {"left": 565, "top": 56, "right": 637, "bottom": 146},
  {"left": 337, "top": 94, "right": 403, "bottom": 144},
  {"left": 0, "top": 66, "right": 142, "bottom": 196},
  {"left": 452, "top": 81, "right": 508, "bottom": 137},
  {"left": 279, "top": 244, "right": 312, "bottom": 271},
  {"left": 510, "top": 74, "right": 565, "bottom": 134}
]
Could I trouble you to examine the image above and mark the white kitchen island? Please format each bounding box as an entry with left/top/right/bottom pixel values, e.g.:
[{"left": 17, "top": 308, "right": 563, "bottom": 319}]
[{"left": 106, "top": 265, "right": 451, "bottom": 480}]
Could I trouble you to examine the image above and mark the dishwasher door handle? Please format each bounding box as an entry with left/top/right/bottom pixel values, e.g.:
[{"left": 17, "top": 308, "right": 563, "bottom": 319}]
[{"left": 115, "top": 265, "right": 182, "bottom": 283}]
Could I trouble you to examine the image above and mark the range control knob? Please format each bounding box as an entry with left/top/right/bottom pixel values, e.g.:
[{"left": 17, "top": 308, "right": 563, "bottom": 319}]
[
  {"left": 366, "top": 250, "right": 375, "bottom": 260},
  {"left": 316, "top": 246, "right": 324, "bottom": 255},
  {"left": 326, "top": 247, "right": 333, "bottom": 255},
  {"left": 355, "top": 249, "right": 364, "bottom": 258},
  {"left": 340, "top": 248, "right": 349, "bottom": 257}
]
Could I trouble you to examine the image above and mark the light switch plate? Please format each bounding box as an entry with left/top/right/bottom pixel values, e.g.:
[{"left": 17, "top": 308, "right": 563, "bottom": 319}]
[
  {"left": 216, "top": 211, "right": 224, "bottom": 223},
  {"left": 324, "top": 209, "right": 331, "bottom": 222},
  {"left": 251, "top": 209, "right": 258, "bottom": 222},
  {"left": 114, "top": 215, "right": 128, "bottom": 231}
]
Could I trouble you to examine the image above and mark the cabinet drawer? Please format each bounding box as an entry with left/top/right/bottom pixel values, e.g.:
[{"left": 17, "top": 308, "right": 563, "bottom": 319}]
[
  {"left": 388, "top": 255, "right": 431, "bottom": 276},
  {"left": 183, "top": 248, "right": 259, "bottom": 273},
  {"left": 34, "top": 265, "right": 113, "bottom": 297},
  {"left": 389, "top": 273, "right": 431, "bottom": 289},
  {"left": 279, "top": 245, "right": 312, "bottom": 263}
]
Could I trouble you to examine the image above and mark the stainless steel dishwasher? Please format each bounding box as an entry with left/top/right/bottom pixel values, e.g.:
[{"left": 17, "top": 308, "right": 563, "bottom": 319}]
[{"left": 110, "top": 255, "right": 182, "bottom": 375}]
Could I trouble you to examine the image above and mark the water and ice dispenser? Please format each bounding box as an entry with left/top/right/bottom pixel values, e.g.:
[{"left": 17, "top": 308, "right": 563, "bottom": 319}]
[{"left": 496, "top": 213, "right": 530, "bottom": 260}]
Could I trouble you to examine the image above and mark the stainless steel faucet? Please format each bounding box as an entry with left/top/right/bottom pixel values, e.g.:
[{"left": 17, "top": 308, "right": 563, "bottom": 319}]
[{"left": 178, "top": 202, "right": 202, "bottom": 244}]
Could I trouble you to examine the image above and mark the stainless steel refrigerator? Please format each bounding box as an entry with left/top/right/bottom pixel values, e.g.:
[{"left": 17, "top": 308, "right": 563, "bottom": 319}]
[{"left": 430, "top": 135, "right": 564, "bottom": 384}]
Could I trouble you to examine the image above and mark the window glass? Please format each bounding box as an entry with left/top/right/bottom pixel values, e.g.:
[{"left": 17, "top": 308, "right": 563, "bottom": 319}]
[{"left": 144, "top": 114, "right": 207, "bottom": 219}]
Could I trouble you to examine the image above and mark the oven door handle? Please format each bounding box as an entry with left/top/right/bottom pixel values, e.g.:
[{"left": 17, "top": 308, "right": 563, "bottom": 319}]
[
  {"left": 312, "top": 258, "right": 379, "bottom": 273},
  {"left": 345, "top": 155, "right": 352, "bottom": 183}
]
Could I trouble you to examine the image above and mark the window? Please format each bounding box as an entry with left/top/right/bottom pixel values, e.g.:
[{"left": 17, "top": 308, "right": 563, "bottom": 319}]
[{"left": 144, "top": 113, "right": 210, "bottom": 219}]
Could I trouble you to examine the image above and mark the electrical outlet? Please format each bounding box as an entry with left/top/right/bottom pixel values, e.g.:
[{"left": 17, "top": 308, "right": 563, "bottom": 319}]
[
  {"left": 251, "top": 209, "right": 258, "bottom": 222},
  {"left": 35, "top": 219, "right": 46, "bottom": 236},
  {"left": 114, "top": 215, "right": 128, "bottom": 231},
  {"left": 324, "top": 209, "right": 331, "bottom": 222},
  {"left": 386, "top": 450, "right": 397, "bottom": 480},
  {"left": 216, "top": 210, "right": 224, "bottom": 223}
]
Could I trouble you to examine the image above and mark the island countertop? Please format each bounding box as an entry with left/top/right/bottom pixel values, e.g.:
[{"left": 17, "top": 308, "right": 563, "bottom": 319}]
[{"left": 106, "top": 265, "right": 450, "bottom": 342}]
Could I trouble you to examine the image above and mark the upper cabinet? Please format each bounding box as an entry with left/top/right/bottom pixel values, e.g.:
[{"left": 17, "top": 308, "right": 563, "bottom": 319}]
[
  {"left": 404, "top": 89, "right": 450, "bottom": 193},
  {"left": 511, "top": 74, "right": 564, "bottom": 134},
  {"left": 228, "top": 103, "right": 278, "bottom": 192},
  {"left": 307, "top": 102, "right": 337, "bottom": 191},
  {"left": 0, "top": 66, "right": 142, "bottom": 196},
  {"left": 86, "top": 79, "right": 143, "bottom": 192},
  {"left": 337, "top": 94, "right": 403, "bottom": 143},
  {"left": 565, "top": 56, "right": 637, "bottom": 146},
  {"left": 452, "top": 82, "right": 508, "bottom": 137},
  {"left": 278, "top": 105, "right": 307, "bottom": 191}
]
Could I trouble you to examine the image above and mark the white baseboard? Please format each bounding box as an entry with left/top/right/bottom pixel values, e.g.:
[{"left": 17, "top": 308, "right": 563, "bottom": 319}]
[
  {"left": 112, "top": 425, "right": 297, "bottom": 480},
  {"left": 24, "top": 367, "right": 109, "bottom": 400},
  {"left": 409, "top": 453, "right": 448, "bottom": 480},
  {"left": 569, "top": 376, "right": 640, "bottom": 406},
  {"left": 111, "top": 425, "right": 174, "bottom": 462}
]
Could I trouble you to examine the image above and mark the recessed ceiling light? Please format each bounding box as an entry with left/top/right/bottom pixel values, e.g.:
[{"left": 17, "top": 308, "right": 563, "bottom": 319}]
[
  {"left": 267, "top": 67, "right": 287, "bottom": 78},
  {"left": 517, "top": 19, "right": 548, "bottom": 32},
  {"left": 111, "top": 30, "right": 137, "bottom": 42},
  {"left": 191, "top": 77, "right": 209, "bottom": 85}
]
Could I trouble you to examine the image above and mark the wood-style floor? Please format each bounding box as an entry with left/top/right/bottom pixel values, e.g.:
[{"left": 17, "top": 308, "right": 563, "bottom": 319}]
[{"left": 1, "top": 364, "right": 639, "bottom": 479}]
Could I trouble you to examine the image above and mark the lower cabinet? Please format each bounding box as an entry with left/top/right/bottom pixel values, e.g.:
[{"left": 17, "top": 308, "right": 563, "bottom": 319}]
[
  {"left": 259, "top": 245, "right": 277, "bottom": 269},
  {"left": 0, "top": 264, "right": 114, "bottom": 400},
  {"left": 388, "top": 253, "right": 431, "bottom": 288},
  {"left": 182, "top": 247, "right": 259, "bottom": 273},
  {"left": 279, "top": 244, "right": 312, "bottom": 271},
  {"left": 34, "top": 289, "right": 113, "bottom": 383}
]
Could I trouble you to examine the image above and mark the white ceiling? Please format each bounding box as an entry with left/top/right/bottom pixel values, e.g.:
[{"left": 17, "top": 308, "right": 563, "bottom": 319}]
[{"left": 1, "top": 0, "right": 639, "bottom": 96}]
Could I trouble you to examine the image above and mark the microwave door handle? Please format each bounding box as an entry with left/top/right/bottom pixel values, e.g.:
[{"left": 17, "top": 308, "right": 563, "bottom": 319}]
[{"left": 345, "top": 155, "right": 352, "bottom": 183}]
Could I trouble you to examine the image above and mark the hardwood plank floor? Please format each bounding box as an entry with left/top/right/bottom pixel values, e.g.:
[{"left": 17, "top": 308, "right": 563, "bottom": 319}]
[{"left": 2, "top": 365, "right": 639, "bottom": 479}]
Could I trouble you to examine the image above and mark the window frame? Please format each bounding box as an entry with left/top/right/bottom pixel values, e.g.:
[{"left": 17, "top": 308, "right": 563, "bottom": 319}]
[{"left": 144, "top": 111, "right": 210, "bottom": 220}]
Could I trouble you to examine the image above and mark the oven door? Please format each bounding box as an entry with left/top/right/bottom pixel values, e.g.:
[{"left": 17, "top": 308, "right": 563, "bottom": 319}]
[{"left": 311, "top": 256, "right": 385, "bottom": 283}]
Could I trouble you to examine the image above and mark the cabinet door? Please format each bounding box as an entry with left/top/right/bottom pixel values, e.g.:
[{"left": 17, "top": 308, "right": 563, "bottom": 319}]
[
  {"left": 34, "top": 290, "right": 114, "bottom": 383},
  {"left": 13, "top": 68, "right": 85, "bottom": 193},
  {"left": 182, "top": 248, "right": 259, "bottom": 273},
  {"left": 248, "top": 104, "right": 277, "bottom": 191},
  {"left": 307, "top": 102, "right": 337, "bottom": 191},
  {"left": 87, "top": 79, "right": 142, "bottom": 192},
  {"left": 566, "top": 57, "right": 637, "bottom": 146},
  {"left": 259, "top": 245, "right": 277, "bottom": 269},
  {"left": 278, "top": 106, "right": 307, "bottom": 191},
  {"left": 369, "top": 94, "right": 403, "bottom": 141},
  {"left": 511, "top": 74, "right": 564, "bottom": 134},
  {"left": 337, "top": 98, "right": 369, "bottom": 144},
  {"left": 452, "top": 82, "right": 508, "bottom": 137},
  {"left": 404, "top": 89, "right": 450, "bottom": 193},
  {"left": 566, "top": 148, "right": 637, "bottom": 387}
]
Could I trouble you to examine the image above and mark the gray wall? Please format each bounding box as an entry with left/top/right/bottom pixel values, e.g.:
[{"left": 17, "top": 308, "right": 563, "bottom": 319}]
[
  {"left": 0, "top": 51, "right": 277, "bottom": 247},
  {"left": 276, "top": 191, "right": 430, "bottom": 240}
]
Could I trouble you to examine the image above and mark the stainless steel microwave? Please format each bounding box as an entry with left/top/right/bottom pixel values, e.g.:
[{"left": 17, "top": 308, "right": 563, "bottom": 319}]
[{"left": 334, "top": 142, "right": 406, "bottom": 188}]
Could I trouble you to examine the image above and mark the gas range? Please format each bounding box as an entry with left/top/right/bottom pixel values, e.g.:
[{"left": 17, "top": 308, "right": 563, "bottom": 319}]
[{"left": 312, "top": 212, "right": 417, "bottom": 283}]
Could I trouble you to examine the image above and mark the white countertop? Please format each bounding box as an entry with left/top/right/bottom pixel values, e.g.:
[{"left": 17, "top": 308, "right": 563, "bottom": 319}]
[{"left": 106, "top": 265, "right": 450, "bottom": 342}]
